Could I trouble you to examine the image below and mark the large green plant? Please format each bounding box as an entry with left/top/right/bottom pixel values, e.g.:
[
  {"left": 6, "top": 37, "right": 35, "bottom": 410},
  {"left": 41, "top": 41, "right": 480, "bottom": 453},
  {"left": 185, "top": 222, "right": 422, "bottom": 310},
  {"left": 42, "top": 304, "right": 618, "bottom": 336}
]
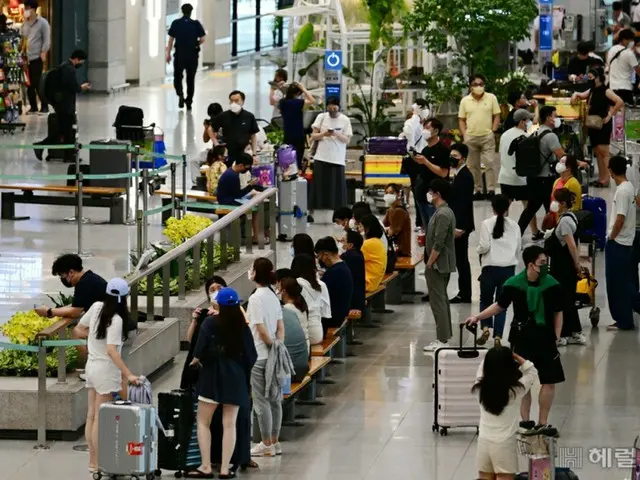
[
  {"left": 405, "top": 0, "right": 537, "bottom": 87},
  {"left": 343, "top": 65, "right": 394, "bottom": 139},
  {"left": 366, "top": 0, "right": 408, "bottom": 48}
]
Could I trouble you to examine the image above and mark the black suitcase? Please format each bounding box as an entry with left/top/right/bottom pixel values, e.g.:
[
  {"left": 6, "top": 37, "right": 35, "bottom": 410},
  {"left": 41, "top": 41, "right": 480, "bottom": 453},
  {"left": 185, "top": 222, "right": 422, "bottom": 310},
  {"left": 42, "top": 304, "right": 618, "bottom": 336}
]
[
  {"left": 46, "top": 113, "right": 77, "bottom": 161},
  {"left": 88, "top": 139, "right": 131, "bottom": 189},
  {"left": 65, "top": 164, "right": 91, "bottom": 187},
  {"left": 157, "top": 389, "right": 199, "bottom": 476},
  {"left": 114, "top": 105, "right": 145, "bottom": 143}
]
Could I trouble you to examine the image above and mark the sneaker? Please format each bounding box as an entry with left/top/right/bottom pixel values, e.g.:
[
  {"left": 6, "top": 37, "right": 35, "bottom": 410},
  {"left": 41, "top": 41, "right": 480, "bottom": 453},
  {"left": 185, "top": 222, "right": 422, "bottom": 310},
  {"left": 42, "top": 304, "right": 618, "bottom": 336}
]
[
  {"left": 531, "top": 231, "right": 544, "bottom": 242},
  {"left": 567, "top": 332, "right": 587, "bottom": 345},
  {"left": 274, "top": 442, "right": 282, "bottom": 455},
  {"left": 79, "top": 372, "right": 86, "bottom": 381},
  {"left": 493, "top": 337, "right": 502, "bottom": 347},
  {"left": 473, "top": 192, "right": 485, "bottom": 201},
  {"left": 307, "top": 214, "right": 315, "bottom": 224},
  {"left": 525, "top": 424, "right": 558, "bottom": 437},
  {"left": 449, "top": 294, "right": 471, "bottom": 304},
  {"left": 178, "top": 97, "right": 185, "bottom": 109},
  {"left": 251, "top": 442, "right": 275, "bottom": 457},
  {"left": 422, "top": 340, "right": 449, "bottom": 352},
  {"left": 518, "top": 420, "right": 536, "bottom": 434},
  {"left": 556, "top": 337, "right": 568, "bottom": 347}
]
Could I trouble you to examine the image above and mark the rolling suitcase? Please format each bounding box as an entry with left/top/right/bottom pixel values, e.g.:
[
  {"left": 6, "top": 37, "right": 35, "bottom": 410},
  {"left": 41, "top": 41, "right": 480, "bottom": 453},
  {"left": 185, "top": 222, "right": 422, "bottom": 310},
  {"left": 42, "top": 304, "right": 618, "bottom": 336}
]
[
  {"left": 582, "top": 195, "right": 606, "bottom": 250},
  {"left": 277, "top": 177, "right": 308, "bottom": 241},
  {"left": 89, "top": 139, "right": 131, "bottom": 189},
  {"left": 157, "top": 390, "right": 200, "bottom": 477},
  {"left": 65, "top": 164, "right": 91, "bottom": 187},
  {"left": 432, "top": 324, "right": 486, "bottom": 436},
  {"left": 366, "top": 137, "right": 407, "bottom": 155},
  {"left": 46, "top": 112, "right": 77, "bottom": 161},
  {"left": 96, "top": 401, "right": 158, "bottom": 480}
]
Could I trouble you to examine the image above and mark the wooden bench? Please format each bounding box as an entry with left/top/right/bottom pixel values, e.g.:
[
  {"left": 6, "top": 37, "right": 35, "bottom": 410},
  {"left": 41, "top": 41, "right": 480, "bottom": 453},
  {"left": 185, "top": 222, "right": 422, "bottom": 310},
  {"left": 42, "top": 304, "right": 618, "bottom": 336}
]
[
  {"left": 327, "top": 319, "right": 349, "bottom": 360},
  {"left": 388, "top": 254, "right": 426, "bottom": 303},
  {"left": 280, "top": 356, "right": 332, "bottom": 427},
  {"left": 346, "top": 310, "right": 363, "bottom": 346},
  {"left": 311, "top": 335, "right": 340, "bottom": 357},
  {"left": 0, "top": 184, "right": 126, "bottom": 224},
  {"left": 359, "top": 272, "right": 399, "bottom": 327}
]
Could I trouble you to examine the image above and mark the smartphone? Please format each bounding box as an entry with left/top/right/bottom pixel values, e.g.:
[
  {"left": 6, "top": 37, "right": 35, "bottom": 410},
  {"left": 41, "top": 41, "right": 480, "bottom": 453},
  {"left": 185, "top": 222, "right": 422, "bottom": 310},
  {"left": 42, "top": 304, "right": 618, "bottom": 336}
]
[{"left": 328, "top": 128, "right": 334, "bottom": 133}]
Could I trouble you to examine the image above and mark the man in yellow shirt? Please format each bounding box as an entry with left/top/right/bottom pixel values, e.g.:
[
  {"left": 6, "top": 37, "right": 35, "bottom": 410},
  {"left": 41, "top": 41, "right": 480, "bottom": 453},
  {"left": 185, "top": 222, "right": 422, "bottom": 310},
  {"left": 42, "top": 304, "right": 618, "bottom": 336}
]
[{"left": 458, "top": 74, "right": 501, "bottom": 200}]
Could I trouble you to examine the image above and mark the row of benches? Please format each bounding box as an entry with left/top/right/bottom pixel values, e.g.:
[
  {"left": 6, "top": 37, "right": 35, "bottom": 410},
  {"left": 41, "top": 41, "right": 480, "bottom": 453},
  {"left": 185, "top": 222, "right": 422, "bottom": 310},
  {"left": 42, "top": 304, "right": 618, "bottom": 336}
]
[{"left": 276, "top": 253, "right": 425, "bottom": 431}]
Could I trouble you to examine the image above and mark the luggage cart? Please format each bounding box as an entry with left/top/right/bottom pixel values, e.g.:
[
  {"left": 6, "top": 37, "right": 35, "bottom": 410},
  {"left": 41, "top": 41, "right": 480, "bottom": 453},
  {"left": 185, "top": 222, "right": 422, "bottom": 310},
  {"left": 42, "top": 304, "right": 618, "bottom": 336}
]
[
  {"left": 610, "top": 106, "right": 640, "bottom": 158},
  {"left": 516, "top": 433, "right": 557, "bottom": 480},
  {"left": 362, "top": 149, "right": 411, "bottom": 213},
  {"left": 576, "top": 235, "right": 600, "bottom": 327},
  {"left": 115, "top": 123, "right": 167, "bottom": 195}
]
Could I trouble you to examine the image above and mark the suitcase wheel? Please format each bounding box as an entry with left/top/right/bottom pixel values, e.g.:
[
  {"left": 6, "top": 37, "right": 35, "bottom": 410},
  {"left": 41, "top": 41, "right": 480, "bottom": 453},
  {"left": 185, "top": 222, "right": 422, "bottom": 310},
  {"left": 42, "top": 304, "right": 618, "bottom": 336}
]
[
  {"left": 92, "top": 473, "right": 101, "bottom": 480},
  {"left": 174, "top": 472, "right": 182, "bottom": 479},
  {"left": 589, "top": 307, "right": 600, "bottom": 327},
  {"left": 432, "top": 424, "right": 438, "bottom": 433},
  {"left": 146, "top": 474, "right": 156, "bottom": 480},
  {"left": 439, "top": 427, "right": 448, "bottom": 436}
]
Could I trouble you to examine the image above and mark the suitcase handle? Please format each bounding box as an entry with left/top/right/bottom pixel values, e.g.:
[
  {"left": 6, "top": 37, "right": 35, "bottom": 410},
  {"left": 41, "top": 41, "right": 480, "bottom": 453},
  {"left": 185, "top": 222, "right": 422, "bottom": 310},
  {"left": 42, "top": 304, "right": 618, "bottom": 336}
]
[{"left": 458, "top": 323, "right": 479, "bottom": 358}]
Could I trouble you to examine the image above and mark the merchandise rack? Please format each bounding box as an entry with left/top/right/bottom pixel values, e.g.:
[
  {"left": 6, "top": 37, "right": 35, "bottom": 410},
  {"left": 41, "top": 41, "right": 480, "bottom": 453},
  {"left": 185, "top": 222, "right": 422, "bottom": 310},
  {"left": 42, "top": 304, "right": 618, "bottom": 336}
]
[{"left": 0, "top": 28, "right": 26, "bottom": 133}]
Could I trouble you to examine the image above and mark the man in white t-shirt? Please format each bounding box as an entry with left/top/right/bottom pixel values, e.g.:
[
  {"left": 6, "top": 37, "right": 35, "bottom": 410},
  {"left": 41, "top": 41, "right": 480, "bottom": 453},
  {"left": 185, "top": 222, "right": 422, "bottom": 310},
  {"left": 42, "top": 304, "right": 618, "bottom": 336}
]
[
  {"left": 308, "top": 97, "right": 353, "bottom": 222},
  {"left": 606, "top": 28, "right": 640, "bottom": 105},
  {"left": 606, "top": 155, "right": 637, "bottom": 331}
]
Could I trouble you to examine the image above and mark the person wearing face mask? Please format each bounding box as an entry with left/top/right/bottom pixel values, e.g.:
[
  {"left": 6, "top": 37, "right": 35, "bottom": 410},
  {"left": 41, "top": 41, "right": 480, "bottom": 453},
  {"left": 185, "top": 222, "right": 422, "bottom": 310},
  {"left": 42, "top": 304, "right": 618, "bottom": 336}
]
[
  {"left": 332, "top": 206, "right": 353, "bottom": 242},
  {"left": 422, "top": 179, "right": 456, "bottom": 351},
  {"left": 571, "top": 68, "right": 624, "bottom": 188},
  {"left": 544, "top": 189, "right": 586, "bottom": 347},
  {"left": 412, "top": 117, "right": 450, "bottom": 228},
  {"left": 400, "top": 98, "right": 430, "bottom": 229},
  {"left": 211, "top": 90, "right": 260, "bottom": 168},
  {"left": 382, "top": 183, "right": 411, "bottom": 257},
  {"left": 448, "top": 143, "right": 475, "bottom": 304},
  {"left": 516, "top": 106, "right": 567, "bottom": 237},
  {"left": 499, "top": 109, "right": 541, "bottom": 237},
  {"left": 604, "top": 29, "right": 640, "bottom": 106},
  {"left": 308, "top": 97, "right": 353, "bottom": 222},
  {"left": 20, "top": 0, "right": 50, "bottom": 115},
  {"left": 275, "top": 274, "right": 310, "bottom": 381},
  {"left": 291, "top": 233, "right": 316, "bottom": 259},
  {"left": 314, "top": 237, "right": 353, "bottom": 336},
  {"left": 466, "top": 245, "right": 565, "bottom": 433},
  {"left": 35, "top": 254, "right": 107, "bottom": 371},
  {"left": 458, "top": 74, "right": 501, "bottom": 200},
  {"left": 340, "top": 230, "right": 366, "bottom": 315},
  {"left": 551, "top": 155, "right": 582, "bottom": 212},
  {"left": 279, "top": 82, "right": 315, "bottom": 170},
  {"left": 503, "top": 91, "right": 537, "bottom": 131},
  {"left": 34, "top": 49, "right": 90, "bottom": 162},
  {"left": 291, "top": 254, "right": 330, "bottom": 346}
]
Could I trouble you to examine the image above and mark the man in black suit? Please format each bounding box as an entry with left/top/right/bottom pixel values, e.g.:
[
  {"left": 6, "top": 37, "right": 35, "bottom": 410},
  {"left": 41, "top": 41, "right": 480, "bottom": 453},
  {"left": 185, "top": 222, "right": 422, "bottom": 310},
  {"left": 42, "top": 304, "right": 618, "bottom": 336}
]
[{"left": 449, "top": 143, "right": 475, "bottom": 304}]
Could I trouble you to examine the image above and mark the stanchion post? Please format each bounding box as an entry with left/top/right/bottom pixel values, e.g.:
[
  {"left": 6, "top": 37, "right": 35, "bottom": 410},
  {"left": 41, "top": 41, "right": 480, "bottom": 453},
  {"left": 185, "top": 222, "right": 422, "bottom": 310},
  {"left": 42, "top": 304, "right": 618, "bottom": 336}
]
[
  {"left": 134, "top": 146, "right": 140, "bottom": 222},
  {"left": 34, "top": 341, "right": 49, "bottom": 450},
  {"left": 136, "top": 209, "right": 144, "bottom": 259},
  {"left": 76, "top": 158, "right": 84, "bottom": 256},
  {"left": 170, "top": 162, "right": 177, "bottom": 219},
  {"left": 181, "top": 154, "right": 187, "bottom": 216},
  {"left": 57, "top": 330, "right": 67, "bottom": 384},
  {"left": 142, "top": 169, "right": 149, "bottom": 248},
  {"left": 125, "top": 145, "right": 135, "bottom": 225}
]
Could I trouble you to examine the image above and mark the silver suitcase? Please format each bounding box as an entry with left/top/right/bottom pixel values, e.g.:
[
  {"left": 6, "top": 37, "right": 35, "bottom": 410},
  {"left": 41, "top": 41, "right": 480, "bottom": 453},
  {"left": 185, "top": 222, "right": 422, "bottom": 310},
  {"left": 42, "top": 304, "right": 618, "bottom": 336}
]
[
  {"left": 432, "top": 324, "right": 487, "bottom": 436},
  {"left": 277, "top": 177, "right": 308, "bottom": 241},
  {"left": 97, "top": 401, "right": 158, "bottom": 480}
]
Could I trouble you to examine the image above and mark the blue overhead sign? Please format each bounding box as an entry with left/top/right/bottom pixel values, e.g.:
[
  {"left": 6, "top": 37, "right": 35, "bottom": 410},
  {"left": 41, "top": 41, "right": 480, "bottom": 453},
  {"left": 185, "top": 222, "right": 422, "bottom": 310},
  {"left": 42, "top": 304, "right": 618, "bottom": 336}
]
[
  {"left": 324, "top": 50, "right": 343, "bottom": 71},
  {"left": 539, "top": 0, "right": 553, "bottom": 52}
]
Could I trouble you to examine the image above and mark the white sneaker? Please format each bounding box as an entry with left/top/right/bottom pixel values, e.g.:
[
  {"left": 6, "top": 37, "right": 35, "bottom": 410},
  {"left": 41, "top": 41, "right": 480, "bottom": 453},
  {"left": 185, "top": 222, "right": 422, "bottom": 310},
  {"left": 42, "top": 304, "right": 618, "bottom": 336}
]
[
  {"left": 79, "top": 372, "right": 86, "bottom": 381},
  {"left": 251, "top": 442, "right": 275, "bottom": 457},
  {"left": 423, "top": 340, "right": 449, "bottom": 352},
  {"left": 274, "top": 442, "right": 282, "bottom": 455},
  {"left": 556, "top": 337, "right": 568, "bottom": 347},
  {"left": 567, "top": 332, "right": 587, "bottom": 345}
]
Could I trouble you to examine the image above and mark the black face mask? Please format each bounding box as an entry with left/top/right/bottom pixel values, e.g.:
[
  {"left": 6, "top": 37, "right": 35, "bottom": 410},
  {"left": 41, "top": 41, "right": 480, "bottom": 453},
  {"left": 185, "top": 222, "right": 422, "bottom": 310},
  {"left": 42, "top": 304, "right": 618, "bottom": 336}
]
[
  {"left": 60, "top": 276, "right": 72, "bottom": 288},
  {"left": 450, "top": 157, "right": 460, "bottom": 168},
  {"left": 75, "top": 63, "right": 83, "bottom": 70}
]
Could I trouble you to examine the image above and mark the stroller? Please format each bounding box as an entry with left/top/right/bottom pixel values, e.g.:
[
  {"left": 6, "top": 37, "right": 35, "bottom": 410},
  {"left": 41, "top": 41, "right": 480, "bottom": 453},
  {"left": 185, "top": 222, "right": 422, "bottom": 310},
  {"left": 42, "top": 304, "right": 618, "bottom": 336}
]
[{"left": 113, "top": 105, "right": 167, "bottom": 194}]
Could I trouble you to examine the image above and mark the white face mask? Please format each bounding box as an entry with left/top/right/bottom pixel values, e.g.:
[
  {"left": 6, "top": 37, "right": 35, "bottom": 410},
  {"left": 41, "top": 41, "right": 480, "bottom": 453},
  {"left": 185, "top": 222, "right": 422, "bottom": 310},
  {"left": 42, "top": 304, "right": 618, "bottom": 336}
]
[
  {"left": 24, "top": 9, "right": 32, "bottom": 19},
  {"left": 419, "top": 108, "right": 430, "bottom": 120},
  {"left": 471, "top": 86, "right": 485, "bottom": 95},
  {"left": 426, "top": 192, "right": 434, "bottom": 204},
  {"left": 423, "top": 129, "right": 433, "bottom": 140},
  {"left": 553, "top": 117, "right": 562, "bottom": 129},
  {"left": 289, "top": 246, "right": 295, "bottom": 257},
  {"left": 555, "top": 162, "right": 567, "bottom": 174},
  {"left": 383, "top": 193, "right": 397, "bottom": 207},
  {"left": 550, "top": 200, "right": 560, "bottom": 213},
  {"left": 210, "top": 291, "right": 219, "bottom": 304},
  {"left": 248, "top": 269, "right": 255, "bottom": 281},
  {"left": 630, "top": 42, "right": 635, "bottom": 50},
  {"left": 229, "top": 102, "right": 242, "bottom": 114},
  {"left": 526, "top": 120, "right": 533, "bottom": 131},
  {"left": 348, "top": 218, "right": 357, "bottom": 230}
]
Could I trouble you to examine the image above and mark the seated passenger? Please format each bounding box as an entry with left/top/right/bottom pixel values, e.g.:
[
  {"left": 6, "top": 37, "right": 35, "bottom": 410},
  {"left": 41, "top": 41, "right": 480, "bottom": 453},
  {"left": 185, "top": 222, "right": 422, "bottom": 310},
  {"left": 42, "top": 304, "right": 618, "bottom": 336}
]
[
  {"left": 332, "top": 206, "right": 354, "bottom": 241},
  {"left": 291, "top": 233, "right": 315, "bottom": 259},
  {"left": 216, "top": 152, "right": 257, "bottom": 206},
  {"left": 341, "top": 230, "right": 366, "bottom": 313},
  {"left": 291, "top": 254, "right": 328, "bottom": 346},
  {"left": 279, "top": 277, "right": 311, "bottom": 382},
  {"left": 314, "top": 236, "right": 353, "bottom": 335},
  {"left": 205, "top": 145, "right": 228, "bottom": 196},
  {"left": 383, "top": 183, "right": 412, "bottom": 257},
  {"left": 359, "top": 214, "right": 388, "bottom": 293}
]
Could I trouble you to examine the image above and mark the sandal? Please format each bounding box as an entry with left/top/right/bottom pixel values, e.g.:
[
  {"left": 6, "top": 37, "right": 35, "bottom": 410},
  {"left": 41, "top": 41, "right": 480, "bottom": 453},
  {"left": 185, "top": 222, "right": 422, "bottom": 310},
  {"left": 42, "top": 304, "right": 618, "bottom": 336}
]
[
  {"left": 590, "top": 180, "right": 609, "bottom": 188},
  {"left": 219, "top": 473, "right": 237, "bottom": 479},
  {"left": 476, "top": 328, "right": 491, "bottom": 346},
  {"left": 88, "top": 466, "right": 99, "bottom": 474},
  {"left": 185, "top": 468, "right": 214, "bottom": 479}
]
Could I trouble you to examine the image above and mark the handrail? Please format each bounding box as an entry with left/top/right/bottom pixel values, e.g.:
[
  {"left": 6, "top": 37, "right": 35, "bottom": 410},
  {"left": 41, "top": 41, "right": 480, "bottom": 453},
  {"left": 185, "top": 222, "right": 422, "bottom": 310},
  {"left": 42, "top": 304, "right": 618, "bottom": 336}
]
[
  {"left": 126, "top": 187, "right": 278, "bottom": 286},
  {"left": 35, "top": 318, "right": 75, "bottom": 339}
]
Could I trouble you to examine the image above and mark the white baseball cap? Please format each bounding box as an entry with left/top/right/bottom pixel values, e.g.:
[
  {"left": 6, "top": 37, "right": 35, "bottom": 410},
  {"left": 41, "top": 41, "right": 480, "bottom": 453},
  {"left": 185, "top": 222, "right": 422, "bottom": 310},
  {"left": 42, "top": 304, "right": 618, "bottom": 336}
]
[{"left": 106, "top": 277, "right": 130, "bottom": 301}]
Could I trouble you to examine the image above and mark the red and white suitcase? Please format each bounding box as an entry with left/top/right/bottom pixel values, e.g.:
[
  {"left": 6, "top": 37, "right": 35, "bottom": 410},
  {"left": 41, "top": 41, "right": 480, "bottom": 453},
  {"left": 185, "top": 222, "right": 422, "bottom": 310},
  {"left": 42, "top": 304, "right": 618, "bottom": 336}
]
[{"left": 432, "top": 324, "right": 487, "bottom": 436}]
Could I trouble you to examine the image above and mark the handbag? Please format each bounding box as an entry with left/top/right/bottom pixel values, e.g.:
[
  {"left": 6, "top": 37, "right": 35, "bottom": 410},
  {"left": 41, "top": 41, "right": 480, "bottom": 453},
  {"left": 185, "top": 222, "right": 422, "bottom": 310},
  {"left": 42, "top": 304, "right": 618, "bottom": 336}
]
[
  {"left": 585, "top": 92, "right": 604, "bottom": 130},
  {"left": 308, "top": 113, "right": 326, "bottom": 158}
]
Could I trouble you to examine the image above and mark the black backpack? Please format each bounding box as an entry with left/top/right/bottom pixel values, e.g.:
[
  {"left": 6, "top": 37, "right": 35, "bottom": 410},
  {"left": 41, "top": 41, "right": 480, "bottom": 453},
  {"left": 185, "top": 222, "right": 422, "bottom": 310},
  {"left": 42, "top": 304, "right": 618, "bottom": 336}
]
[
  {"left": 40, "top": 67, "right": 61, "bottom": 105},
  {"left": 544, "top": 213, "right": 577, "bottom": 257},
  {"left": 510, "top": 130, "right": 553, "bottom": 177}
]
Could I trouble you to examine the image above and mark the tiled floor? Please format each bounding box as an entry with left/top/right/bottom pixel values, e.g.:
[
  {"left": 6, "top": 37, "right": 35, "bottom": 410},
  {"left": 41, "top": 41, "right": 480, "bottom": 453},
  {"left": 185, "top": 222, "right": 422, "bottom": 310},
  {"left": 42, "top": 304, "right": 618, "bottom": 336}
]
[{"left": 0, "top": 67, "right": 638, "bottom": 479}]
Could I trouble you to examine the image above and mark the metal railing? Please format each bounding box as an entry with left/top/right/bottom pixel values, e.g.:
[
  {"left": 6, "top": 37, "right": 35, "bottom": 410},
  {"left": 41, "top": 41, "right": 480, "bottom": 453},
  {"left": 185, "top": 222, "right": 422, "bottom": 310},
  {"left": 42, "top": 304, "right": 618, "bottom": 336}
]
[{"left": 126, "top": 187, "right": 278, "bottom": 321}]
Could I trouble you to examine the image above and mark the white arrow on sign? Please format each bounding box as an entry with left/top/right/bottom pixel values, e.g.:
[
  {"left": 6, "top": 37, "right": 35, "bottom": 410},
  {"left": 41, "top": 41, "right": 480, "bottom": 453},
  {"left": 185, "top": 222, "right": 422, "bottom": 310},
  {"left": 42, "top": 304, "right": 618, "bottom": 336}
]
[{"left": 326, "top": 52, "right": 341, "bottom": 68}]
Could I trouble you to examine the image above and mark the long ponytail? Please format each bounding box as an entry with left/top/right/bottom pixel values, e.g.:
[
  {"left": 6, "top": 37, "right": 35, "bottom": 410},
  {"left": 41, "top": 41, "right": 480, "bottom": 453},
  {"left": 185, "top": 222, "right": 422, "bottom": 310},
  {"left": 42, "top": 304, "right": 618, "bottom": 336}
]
[
  {"left": 491, "top": 194, "right": 511, "bottom": 240},
  {"left": 280, "top": 277, "right": 309, "bottom": 314}
]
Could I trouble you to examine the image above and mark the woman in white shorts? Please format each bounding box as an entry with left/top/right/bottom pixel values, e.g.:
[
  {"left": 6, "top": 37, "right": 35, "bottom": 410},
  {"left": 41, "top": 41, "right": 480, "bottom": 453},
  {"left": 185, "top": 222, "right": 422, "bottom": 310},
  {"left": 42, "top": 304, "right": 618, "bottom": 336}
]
[
  {"left": 472, "top": 346, "right": 538, "bottom": 479},
  {"left": 78, "top": 277, "right": 140, "bottom": 475}
]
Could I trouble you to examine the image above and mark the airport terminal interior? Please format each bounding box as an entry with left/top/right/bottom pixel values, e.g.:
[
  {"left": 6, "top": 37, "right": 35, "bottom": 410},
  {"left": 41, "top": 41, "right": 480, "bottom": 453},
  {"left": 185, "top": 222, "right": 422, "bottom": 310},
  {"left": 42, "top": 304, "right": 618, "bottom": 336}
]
[{"left": 0, "top": 0, "right": 640, "bottom": 479}]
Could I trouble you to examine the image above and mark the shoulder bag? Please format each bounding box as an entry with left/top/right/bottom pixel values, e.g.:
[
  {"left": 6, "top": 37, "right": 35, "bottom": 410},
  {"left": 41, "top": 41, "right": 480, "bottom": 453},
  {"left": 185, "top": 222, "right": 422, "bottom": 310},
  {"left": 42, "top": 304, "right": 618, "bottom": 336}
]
[
  {"left": 308, "top": 113, "right": 326, "bottom": 158},
  {"left": 585, "top": 91, "right": 604, "bottom": 130}
]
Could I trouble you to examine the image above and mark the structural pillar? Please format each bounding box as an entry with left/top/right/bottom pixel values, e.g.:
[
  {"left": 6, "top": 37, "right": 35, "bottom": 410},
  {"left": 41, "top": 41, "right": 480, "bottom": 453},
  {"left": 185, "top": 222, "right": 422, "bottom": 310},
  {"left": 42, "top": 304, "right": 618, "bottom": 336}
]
[{"left": 88, "top": 0, "right": 127, "bottom": 92}]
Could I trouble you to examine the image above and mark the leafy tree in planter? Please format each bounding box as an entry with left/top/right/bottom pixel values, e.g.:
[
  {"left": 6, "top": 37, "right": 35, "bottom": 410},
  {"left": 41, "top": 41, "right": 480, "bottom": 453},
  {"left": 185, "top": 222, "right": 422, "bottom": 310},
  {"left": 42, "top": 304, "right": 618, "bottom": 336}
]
[{"left": 405, "top": 0, "right": 537, "bottom": 89}]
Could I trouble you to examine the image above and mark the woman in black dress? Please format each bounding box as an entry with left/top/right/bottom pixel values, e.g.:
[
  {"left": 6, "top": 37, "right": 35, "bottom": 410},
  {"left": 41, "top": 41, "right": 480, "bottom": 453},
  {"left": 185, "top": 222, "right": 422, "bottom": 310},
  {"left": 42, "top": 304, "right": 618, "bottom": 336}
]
[{"left": 188, "top": 287, "right": 257, "bottom": 479}]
